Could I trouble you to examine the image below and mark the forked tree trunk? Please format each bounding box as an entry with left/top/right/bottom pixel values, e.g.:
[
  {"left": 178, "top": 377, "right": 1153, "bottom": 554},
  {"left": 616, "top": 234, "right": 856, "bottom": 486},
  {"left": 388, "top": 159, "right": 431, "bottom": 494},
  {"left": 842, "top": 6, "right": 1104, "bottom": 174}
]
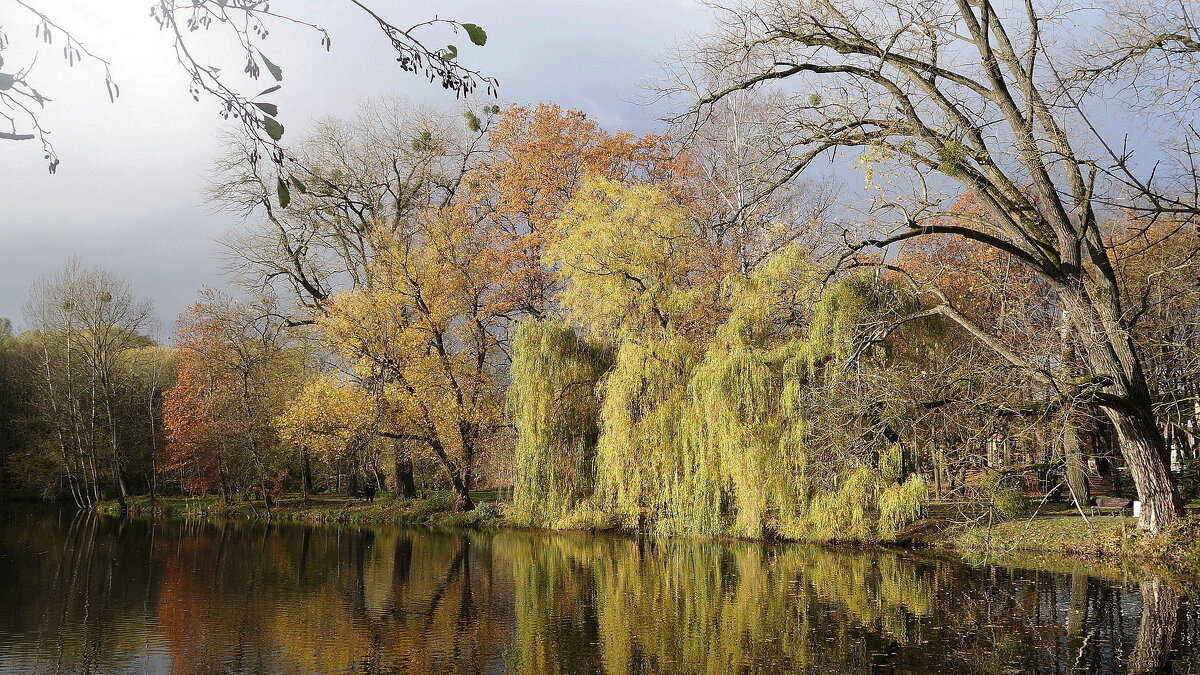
[
  {"left": 1065, "top": 286, "right": 1183, "bottom": 534},
  {"left": 412, "top": 434, "right": 475, "bottom": 511}
]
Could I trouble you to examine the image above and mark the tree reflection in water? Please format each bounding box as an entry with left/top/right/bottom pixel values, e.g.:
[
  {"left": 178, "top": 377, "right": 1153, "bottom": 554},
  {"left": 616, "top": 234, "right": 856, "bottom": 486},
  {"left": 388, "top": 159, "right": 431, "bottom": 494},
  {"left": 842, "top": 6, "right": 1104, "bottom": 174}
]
[{"left": 0, "top": 509, "right": 1194, "bottom": 674}]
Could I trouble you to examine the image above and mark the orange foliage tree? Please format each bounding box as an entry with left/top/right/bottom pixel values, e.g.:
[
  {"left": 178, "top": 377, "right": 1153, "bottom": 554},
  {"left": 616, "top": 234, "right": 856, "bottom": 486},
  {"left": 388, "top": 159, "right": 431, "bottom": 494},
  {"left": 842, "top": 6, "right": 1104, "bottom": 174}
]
[
  {"left": 161, "top": 295, "right": 300, "bottom": 509},
  {"left": 161, "top": 304, "right": 237, "bottom": 502},
  {"left": 459, "top": 103, "right": 698, "bottom": 318}
]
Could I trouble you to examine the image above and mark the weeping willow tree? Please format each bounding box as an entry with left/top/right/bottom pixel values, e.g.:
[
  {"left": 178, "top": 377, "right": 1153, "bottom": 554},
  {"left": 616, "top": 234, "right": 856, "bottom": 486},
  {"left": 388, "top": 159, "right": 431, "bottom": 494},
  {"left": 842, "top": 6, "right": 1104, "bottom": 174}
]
[
  {"left": 509, "top": 320, "right": 613, "bottom": 527},
  {"left": 509, "top": 177, "right": 928, "bottom": 541}
]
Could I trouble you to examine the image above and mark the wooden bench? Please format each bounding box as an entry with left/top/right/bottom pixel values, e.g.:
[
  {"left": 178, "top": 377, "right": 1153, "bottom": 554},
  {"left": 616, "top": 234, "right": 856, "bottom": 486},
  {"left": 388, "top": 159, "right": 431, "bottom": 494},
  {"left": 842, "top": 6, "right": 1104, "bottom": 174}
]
[{"left": 1090, "top": 496, "right": 1133, "bottom": 517}]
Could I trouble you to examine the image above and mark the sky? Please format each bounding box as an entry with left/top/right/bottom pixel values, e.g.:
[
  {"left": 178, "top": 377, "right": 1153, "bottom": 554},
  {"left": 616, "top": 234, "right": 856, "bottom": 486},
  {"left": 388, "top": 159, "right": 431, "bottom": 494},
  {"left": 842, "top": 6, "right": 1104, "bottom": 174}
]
[{"left": 0, "top": 0, "right": 715, "bottom": 337}]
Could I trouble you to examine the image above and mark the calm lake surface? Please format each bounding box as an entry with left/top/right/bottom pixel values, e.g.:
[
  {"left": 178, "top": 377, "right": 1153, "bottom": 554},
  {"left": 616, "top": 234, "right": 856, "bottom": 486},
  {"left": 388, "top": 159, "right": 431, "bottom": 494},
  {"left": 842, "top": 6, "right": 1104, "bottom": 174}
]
[{"left": 0, "top": 509, "right": 1197, "bottom": 674}]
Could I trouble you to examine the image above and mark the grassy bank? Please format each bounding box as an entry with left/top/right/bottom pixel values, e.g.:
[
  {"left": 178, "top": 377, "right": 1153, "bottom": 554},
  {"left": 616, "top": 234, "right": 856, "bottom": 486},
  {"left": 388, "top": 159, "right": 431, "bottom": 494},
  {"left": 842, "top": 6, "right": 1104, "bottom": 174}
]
[
  {"left": 904, "top": 502, "right": 1200, "bottom": 573},
  {"left": 97, "top": 491, "right": 507, "bottom": 528}
]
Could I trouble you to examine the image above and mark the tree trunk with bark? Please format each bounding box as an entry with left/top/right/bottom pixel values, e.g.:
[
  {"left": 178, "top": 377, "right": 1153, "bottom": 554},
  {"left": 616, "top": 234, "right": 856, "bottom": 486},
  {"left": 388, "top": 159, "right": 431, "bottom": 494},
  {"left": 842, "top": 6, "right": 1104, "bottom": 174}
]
[
  {"left": 392, "top": 443, "right": 417, "bottom": 499},
  {"left": 1068, "top": 284, "right": 1183, "bottom": 532},
  {"left": 1063, "top": 419, "right": 1090, "bottom": 511},
  {"left": 300, "top": 447, "right": 313, "bottom": 503},
  {"left": 448, "top": 470, "right": 475, "bottom": 511},
  {"left": 1105, "top": 406, "right": 1181, "bottom": 534}
]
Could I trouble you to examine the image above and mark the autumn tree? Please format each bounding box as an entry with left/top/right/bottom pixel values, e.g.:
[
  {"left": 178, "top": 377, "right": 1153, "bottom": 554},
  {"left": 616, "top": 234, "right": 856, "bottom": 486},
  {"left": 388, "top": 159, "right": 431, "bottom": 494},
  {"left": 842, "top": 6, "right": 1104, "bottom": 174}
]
[
  {"left": 316, "top": 209, "right": 511, "bottom": 510},
  {"left": 458, "top": 103, "right": 699, "bottom": 318},
  {"left": 162, "top": 306, "right": 239, "bottom": 502},
  {"left": 214, "top": 99, "right": 511, "bottom": 500},
  {"left": 274, "top": 373, "right": 401, "bottom": 501},
  {"left": 162, "top": 293, "right": 302, "bottom": 511}
]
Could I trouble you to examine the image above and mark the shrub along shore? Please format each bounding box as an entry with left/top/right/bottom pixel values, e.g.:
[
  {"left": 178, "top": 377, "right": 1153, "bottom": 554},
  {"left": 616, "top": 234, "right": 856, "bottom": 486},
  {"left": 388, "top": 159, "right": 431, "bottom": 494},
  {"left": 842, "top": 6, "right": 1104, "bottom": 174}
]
[
  {"left": 87, "top": 492, "right": 1200, "bottom": 573},
  {"left": 96, "top": 492, "right": 506, "bottom": 529}
]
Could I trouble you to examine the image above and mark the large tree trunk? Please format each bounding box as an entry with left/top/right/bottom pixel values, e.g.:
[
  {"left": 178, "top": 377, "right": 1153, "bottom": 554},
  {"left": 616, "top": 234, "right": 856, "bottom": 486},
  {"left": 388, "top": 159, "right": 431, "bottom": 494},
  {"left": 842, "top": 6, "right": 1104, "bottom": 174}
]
[
  {"left": 1066, "top": 285, "right": 1183, "bottom": 534},
  {"left": 448, "top": 470, "right": 475, "bottom": 512},
  {"left": 1105, "top": 406, "right": 1181, "bottom": 534},
  {"left": 420, "top": 435, "right": 475, "bottom": 511},
  {"left": 393, "top": 448, "right": 417, "bottom": 500}
]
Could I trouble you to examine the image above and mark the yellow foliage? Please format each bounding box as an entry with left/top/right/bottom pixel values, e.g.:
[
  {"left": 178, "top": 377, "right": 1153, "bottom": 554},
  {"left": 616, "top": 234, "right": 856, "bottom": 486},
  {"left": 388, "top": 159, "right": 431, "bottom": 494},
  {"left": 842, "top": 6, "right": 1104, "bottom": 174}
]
[
  {"left": 545, "top": 177, "right": 708, "bottom": 338},
  {"left": 310, "top": 208, "right": 509, "bottom": 495},
  {"left": 274, "top": 375, "right": 375, "bottom": 463}
]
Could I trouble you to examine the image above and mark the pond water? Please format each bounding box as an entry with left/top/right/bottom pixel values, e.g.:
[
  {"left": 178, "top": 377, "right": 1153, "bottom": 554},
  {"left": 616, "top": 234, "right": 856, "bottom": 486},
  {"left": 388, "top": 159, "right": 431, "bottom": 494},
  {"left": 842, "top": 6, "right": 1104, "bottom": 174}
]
[{"left": 0, "top": 508, "right": 1195, "bottom": 674}]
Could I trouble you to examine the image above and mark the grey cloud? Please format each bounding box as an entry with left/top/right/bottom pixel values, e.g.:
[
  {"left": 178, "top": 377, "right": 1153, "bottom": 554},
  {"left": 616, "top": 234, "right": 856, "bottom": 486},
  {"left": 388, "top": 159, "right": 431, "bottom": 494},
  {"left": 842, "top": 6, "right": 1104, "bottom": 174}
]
[{"left": 0, "top": 0, "right": 713, "bottom": 335}]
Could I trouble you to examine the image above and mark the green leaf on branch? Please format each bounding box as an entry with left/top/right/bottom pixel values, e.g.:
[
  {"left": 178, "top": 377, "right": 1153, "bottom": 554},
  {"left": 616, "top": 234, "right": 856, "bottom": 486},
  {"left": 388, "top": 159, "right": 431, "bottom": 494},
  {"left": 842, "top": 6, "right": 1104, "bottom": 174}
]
[
  {"left": 260, "top": 54, "right": 283, "bottom": 81},
  {"left": 443, "top": 44, "right": 458, "bottom": 61},
  {"left": 290, "top": 175, "right": 307, "bottom": 194},
  {"left": 277, "top": 178, "right": 291, "bottom": 208},
  {"left": 263, "top": 116, "right": 284, "bottom": 141},
  {"left": 253, "top": 102, "right": 279, "bottom": 117},
  {"left": 461, "top": 23, "right": 487, "bottom": 46}
]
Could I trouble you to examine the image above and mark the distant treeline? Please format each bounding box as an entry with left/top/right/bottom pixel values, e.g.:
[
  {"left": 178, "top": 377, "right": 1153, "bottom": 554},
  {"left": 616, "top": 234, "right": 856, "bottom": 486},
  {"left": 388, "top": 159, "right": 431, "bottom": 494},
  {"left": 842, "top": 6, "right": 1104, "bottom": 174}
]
[{"left": 1, "top": 94, "right": 1198, "bottom": 539}]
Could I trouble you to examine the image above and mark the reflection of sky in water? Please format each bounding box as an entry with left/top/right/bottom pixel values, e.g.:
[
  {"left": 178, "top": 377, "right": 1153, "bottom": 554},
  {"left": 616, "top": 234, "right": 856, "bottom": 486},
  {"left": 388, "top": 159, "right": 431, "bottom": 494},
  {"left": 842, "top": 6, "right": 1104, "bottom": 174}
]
[{"left": 0, "top": 508, "right": 1191, "bottom": 674}]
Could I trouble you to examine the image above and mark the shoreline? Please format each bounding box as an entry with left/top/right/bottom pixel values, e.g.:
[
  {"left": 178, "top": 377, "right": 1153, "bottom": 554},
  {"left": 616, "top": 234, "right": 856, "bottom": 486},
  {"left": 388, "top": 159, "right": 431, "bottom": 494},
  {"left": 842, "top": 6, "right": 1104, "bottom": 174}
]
[
  {"left": 93, "top": 492, "right": 507, "bottom": 529},
  {"left": 62, "top": 493, "right": 1200, "bottom": 577}
]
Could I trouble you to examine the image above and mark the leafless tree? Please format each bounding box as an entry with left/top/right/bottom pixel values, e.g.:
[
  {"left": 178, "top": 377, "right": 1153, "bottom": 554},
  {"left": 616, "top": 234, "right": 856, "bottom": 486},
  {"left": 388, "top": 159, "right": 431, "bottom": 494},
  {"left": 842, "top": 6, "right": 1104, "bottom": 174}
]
[
  {"left": 1069, "top": 0, "right": 1200, "bottom": 222},
  {"left": 23, "top": 259, "right": 154, "bottom": 510},
  {"left": 672, "top": 0, "right": 1195, "bottom": 532},
  {"left": 212, "top": 96, "right": 494, "bottom": 314}
]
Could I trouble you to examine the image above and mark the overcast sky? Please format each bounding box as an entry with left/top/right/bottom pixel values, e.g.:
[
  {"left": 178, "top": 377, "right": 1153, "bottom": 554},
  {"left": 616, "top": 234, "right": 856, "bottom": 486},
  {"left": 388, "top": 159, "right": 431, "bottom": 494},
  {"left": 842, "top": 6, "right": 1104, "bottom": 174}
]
[{"left": 0, "top": 0, "right": 714, "bottom": 337}]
